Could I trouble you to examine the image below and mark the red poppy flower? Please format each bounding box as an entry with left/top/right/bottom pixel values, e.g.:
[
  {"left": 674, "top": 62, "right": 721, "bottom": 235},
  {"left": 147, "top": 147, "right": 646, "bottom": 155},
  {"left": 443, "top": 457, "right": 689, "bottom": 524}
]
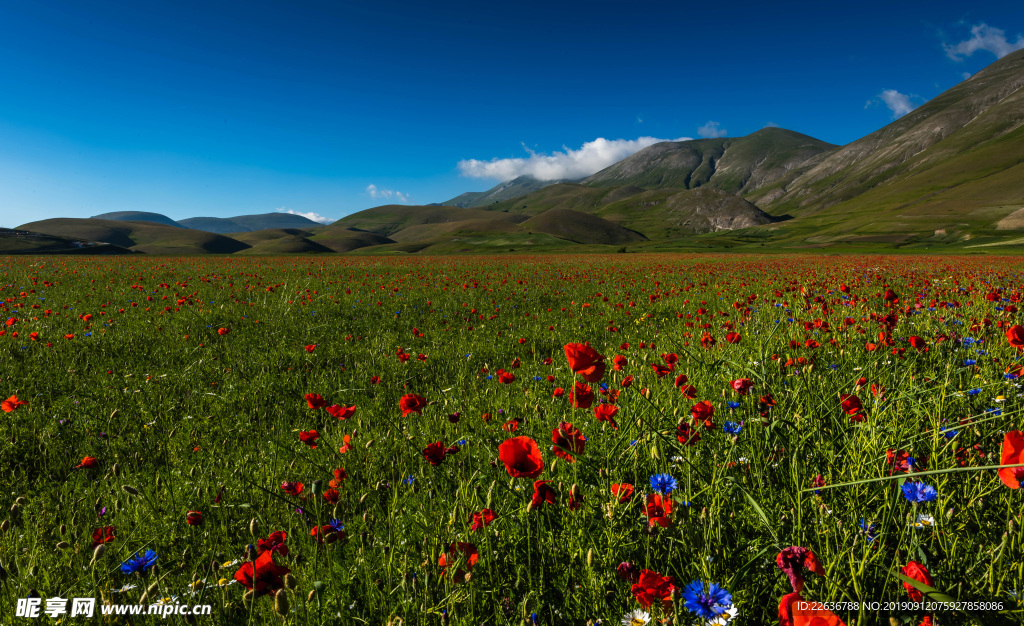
[
  {"left": 644, "top": 493, "right": 672, "bottom": 528},
  {"left": 369, "top": 375, "right": 381, "bottom": 385},
  {"left": 839, "top": 394, "right": 864, "bottom": 421},
  {"left": 611, "top": 483, "right": 634, "bottom": 503},
  {"left": 217, "top": 328, "right": 229, "bottom": 336},
  {"left": 999, "top": 430, "right": 1024, "bottom": 489},
  {"left": 631, "top": 569, "right": 675, "bottom": 610},
  {"left": 901, "top": 561, "right": 933, "bottom": 602},
  {"left": 676, "top": 422, "right": 701, "bottom": 446},
  {"left": 326, "top": 404, "right": 357, "bottom": 420},
  {"left": 731, "top": 378, "right": 754, "bottom": 395},
  {"left": 75, "top": 456, "right": 99, "bottom": 469},
  {"left": 700, "top": 332, "right": 716, "bottom": 349},
  {"left": 569, "top": 382, "right": 595, "bottom": 409},
  {"left": 568, "top": 484, "right": 584, "bottom": 510},
  {"left": 908, "top": 335, "right": 928, "bottom": 351},
  {"left": 399, "top": 393, "right": 427, "bottom": 416},
  {"left": 775, "top": 546, "right": 825, "bottom": 592},
  {"left": 621, "top": 375, "right": 634, "bottom": 388},
  {"left": 883, "top": 288, "right": 899, "bottom": 302},
  {"left": 552, "top": 387, "right": 565, "bottom": 398},
  {"left": 322, "top": 488, "right": 340, "bottom": 503},
  {"left": 438, "top": 542, "right": 478, "bottom": 579},
  {"left": 531, "top": 480, "right": 557, "bottom": 509},
  {"left": 691, "top": 400, "right": 715, "bottom": 429},
  {"left": 650, "top": 363, "right": 671, "bottom": 378},
  {"left": 498, "top": 436, "right": 544, "bottom": 478},
  {"left": 257, "top": 531, "right": 289, "bottom": 557},
  {"left": 496, "top": 369, "right": 516, "bottom": 384},
  {"left": 310, "top": 524, "right": 346, "bottom": 543},
  {"left": 90, "top": 525, "right": 116, "bottom": 548},
  {"left": 185, "top": 511, "right": 203, "bottom": 526},
  {"left": 593, "top": 402, "right": 619, "bottom": 429},
  {"left": 329, "top": 467, "right": 347, "bottom": 488},
  {"left": 779, "top": 591, "right": 847, "bottom": 626},
  {"left": 233, "top": 550, "right": 291, "bottom": 597},
  {"left": 304, "top": 393, "right": 327, "bottom": 409},
  {"left": 551, "top": 421, "right": 586, "bottom": 462},
  {"left": 612, "top": 354, "right": 627, "bottom": 371},
  {"left": 616, "top": 561, "right": 640, "bottom": 582},
  {"left": 299, "top": 430, "right": 320, "bottom": 448},
  {"left": 423, "top": 441, "right": 448, "bottom": 466},
  {"left": 280, "top": 481, "right": 304, "bottom": 496},
  {"left": 1007, "top": 325, "right": 1024, "bottom": 349},
  {"left": 469, "top": 508, "right": 496, "bottom": 531},
  {"left": 1, "top": 395, "right": 27, "bottom": 413},
  {"left": 338, "top": 435, "right": 353, "bottom": 454},
  {"left": 305, "top": 344, "right": 316, "bottom": 352},
  {"left": 564, "top": 342, "right": 606, "bottom": 382},
  {"left": 725, "top": 331, "right": 742, "bottom": 344}
]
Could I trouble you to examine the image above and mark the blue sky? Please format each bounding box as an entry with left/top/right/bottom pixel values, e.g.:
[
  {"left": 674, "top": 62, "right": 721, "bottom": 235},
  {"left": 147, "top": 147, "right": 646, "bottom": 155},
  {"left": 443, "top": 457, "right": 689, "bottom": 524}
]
[{"left": 1, "top": 0, "right": 1022, "bottom": 228}]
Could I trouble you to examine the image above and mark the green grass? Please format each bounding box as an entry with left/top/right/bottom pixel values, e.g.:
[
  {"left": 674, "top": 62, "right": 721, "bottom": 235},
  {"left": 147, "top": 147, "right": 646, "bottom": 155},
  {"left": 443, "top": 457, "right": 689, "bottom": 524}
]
[{"left": 0, "top": 253, "right": 1022, "bottom": 624}]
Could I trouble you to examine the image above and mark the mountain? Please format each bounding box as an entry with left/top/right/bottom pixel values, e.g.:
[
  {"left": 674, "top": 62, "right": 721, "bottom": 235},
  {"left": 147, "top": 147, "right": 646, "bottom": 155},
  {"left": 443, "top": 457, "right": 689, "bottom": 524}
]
[
  {"left": 330, "top": 205, "right": 528, "bottom": 238},
  {"left": 442, "top": 175, "right": 573, "bottom": 208},
  {"left": 178, "top": 213, "right": 323, "bottom": 233},
  {"left": 0, "top": 228, "right": 136, "bottom": 255},
  {"left": 17, "top": 218, "right": 251, "bottom": 254},
  {"left": 583, "top": 128, "right": 837, "bottom": 195},
  {"left": 91, "top": 211, "right": 185, "bottom": 228}
]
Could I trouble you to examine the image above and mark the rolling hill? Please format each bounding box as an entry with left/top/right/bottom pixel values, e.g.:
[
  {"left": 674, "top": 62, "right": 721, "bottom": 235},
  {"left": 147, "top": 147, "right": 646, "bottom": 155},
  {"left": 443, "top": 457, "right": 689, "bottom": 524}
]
[
  {"left": 442, "top": 175, "right": 575, "bottom": 208},
  {"left": 17, "top": 218, "right": 251, "bottom": 254},
  {"left": 91, "top": 211, "right": 185, "bottom": 228},
  {"left": 178, "top": 213, "right": 323, "bottom": 233}
]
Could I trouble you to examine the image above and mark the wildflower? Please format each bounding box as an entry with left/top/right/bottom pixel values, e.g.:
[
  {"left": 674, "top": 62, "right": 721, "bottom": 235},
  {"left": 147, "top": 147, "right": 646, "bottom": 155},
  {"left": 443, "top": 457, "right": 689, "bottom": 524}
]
[
  {"left": 217, "top": 328, "right": 229, "bottom": 336},
  {"left": 616, "top": 561, "right": 640, "bottom": 582},
  {"left": 631, "top": 569, "right": 675, "bottom": 610},
  {"left": 423, "top": 442, "right": 448, "bottom": 466},
  {"left": 901, "top": 561, "right": 933, "bottom": 602},
  {"left": 564, "top": 342, "right": 606, "bottom": 382},
  {"left": 611, "top": 483, "right": 634, "bottom": 503},
  {"left": 691, "top": 400, "right": 715, "bottom": 429},
  {"left": 304, "top": 393, "right": 327, "bottom": 410},
  {"left": 280, "top": 481, "right": 304, "bottom": 497},
  {"left": 998, "top": 430, "right": 1024, "bottom": 489},
  {"left": 90, "top": 526, "right": 116, "bottom": 548},
  {"left": 469, "top": 509, "right": 496, "bottom": 531},
  {"left": 498, "top": 436, "right": 544, "bottom": 478},
  {"left": 677, "top": 422, "right": 701, "bottom": 446},
  {"left": 621, "top": 609, "right": 650, "bottom": 626},
  {"left": 1, "top": 395, "right": 27, "bottom": 412},
  {"left": 257, "top": 531, "right": 289, "bottom": 557},
  {"left": 644, "top": 493, "right": 672, "bottom": 528},
  {"left": 594, "top": 402, "right": 619, "bottom": 429},
  {"left": 438, "top": 542, "right": 478, "bottom": 579},
  {"left": 681, "top": 580, "right": 732, "bottom": 620},
  {"left": 775, "top": 546, "right": 825, "bottom": 592},
  {"left": 723, "top": 421, "right": 742, "bottom": 435},
  {"left": 901, "top": 481, "right": 938, "bottom": 503},
  {"left": 399, "top": 393, "right": 428, "bottom": 416},
  {"left": 649, "top": 473, "right": 677, "bottom": 494},
  {"left": 730, "top": 378, "right": 753, "bottom": 395},
  {"left": 569, "top": 382, "right": 595, "bottom": 409},
  {"left": 1006, "top": 324, "right": 1024, "bottom": 349},
  {"left": 305, "top": 344, "right": 316, "bottom": 352},
  {"left": 551, "top": 422, "right": 586, "bottom": 462},
  {"left": 858, "top": 518, "right": 878, "bottom": 542},
  {"left": 531, "top": 480, "right": 557, "bottom": 509},
  {"left": 185, "top": 511, "right": 203, "bottom": 526},
  {"left": 298, "top": 430, "right": 320, "bottom": 449},
  {"left": 233, "top": 551, "right": 290, "bottom": 596},
  {"left": 840, "top": 393, "right": 864, "bottom": 421},
  {"left": 612, "top": 354, "right": 628, "bottom": 371},
  {"left": 119, "top": 549, "right": 158, "bottom": 575},
  {"left": 325, "top": 404, "right": 356, "bottom": 420},
  {"left": 76, "top": 456, "right": 99, "bottom": 469},
  {"left": 329, "top": 467, "right": 347, "bottom": 488}
]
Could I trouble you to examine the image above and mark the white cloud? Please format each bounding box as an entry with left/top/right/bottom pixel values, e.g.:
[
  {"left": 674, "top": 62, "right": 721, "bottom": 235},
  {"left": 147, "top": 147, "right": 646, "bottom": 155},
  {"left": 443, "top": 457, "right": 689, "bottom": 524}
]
[
  {"left": 945, "top": 23, "right": 1024, "bottom": 60},
  {"left": 878, "top": 89, "right": 917, "bottom": 118},
  {"left": 962, "top": 72, "right": 972, "bottom": 80},
  {"left": 697, "top": 121, "right": 727, "bottom": 138},
  {"left": 456, "top": 136, "right": 691, "bottom": 181},
  {"left": 764, "top": 122, "right": 781, "bottom": 128},
  {"left": 275, "top": 207, "right": 332, "bottom": 224},
  {"left": 366, "top": 184, "right": 410, "bottom": 203}
]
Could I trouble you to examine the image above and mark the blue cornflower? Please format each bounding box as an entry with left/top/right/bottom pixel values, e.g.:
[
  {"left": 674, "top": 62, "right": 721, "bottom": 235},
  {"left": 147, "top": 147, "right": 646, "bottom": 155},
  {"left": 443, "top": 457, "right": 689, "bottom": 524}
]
[
  {"left": 630, "top": 440, "right": 638, "bottom": 447},
  {"left": 940, "top": 427, "right": 959, "bottom": 439},
  {"left": 723, "top": 421, "right": 742, "bottom": 435},
  {"left": 986, "top": 408, "right": 1003, "bottom": 416},
  {"left": 325, "top": 519, "right": 345, "bottom": 533},
  {"left": 119, "top": 549, "right": 158, "bottom": 575},
  {"left": 727, "top": 401, "right": 741, "bottom": 410},
  {"left": 457, "top": 439, "right": 468, "bottom": 445},
  {"left": 964, "top": 360, "right": 976, "bottom": 366},
  {"left": 901, "top": 481, "right": 938, "bottom": 503},
  {"left": 858, "top": 518, "right": 878, "bottom": 542},
  {"left": 649, "top": 473, "right": 677, "bottom": 494},
  {"left": 403, "top": 475, "right": 416, "bottom": 486},
  {"left": 967, "top": 388, "right": 981, "bottom": 396},
  {"left": 681, "top": 581, "right": 732, "bottom": 619}
]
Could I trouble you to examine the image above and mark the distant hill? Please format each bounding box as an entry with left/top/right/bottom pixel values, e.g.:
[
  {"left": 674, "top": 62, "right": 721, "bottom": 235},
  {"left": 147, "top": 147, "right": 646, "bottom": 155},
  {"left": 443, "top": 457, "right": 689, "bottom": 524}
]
[
  {"left": 330, "top": 205, "right": 527, "bottom": 238},
  {"left": 178, "top": 213, "right": 323, "bottom": 233},
  {"left": 17, "top": 218, "right": 251, "bottom": 254},
  {"left": 0, "top": 228, "right": 136, "bottom": 255},
  {"left": 583, "top": 128, "right": 837, "bottom": 195},
  {"left": 442, "top": 175, "right": 574, "bottom": 208},
  {"left": 743, "top": 47, "right": 1024, "bottom": 245},
  {"left": 92, "top": 211, "right": 185, "bottom": 228}
]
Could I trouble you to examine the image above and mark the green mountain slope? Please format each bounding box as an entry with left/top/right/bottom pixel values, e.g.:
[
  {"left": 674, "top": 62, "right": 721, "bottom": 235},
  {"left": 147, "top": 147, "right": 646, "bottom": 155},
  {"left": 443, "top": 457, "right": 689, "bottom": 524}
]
[
  {"left": 17, "top": 218, "right": 251, "bottom": 254},
  {"left": 178, "top": 213, "right": 322, "bottom": 233},
  {"left": 442, "top": 175, "right": 574, "bottom": 208},
  {"left": 92, "top": 212, "right": 185, "bottom": 228}
]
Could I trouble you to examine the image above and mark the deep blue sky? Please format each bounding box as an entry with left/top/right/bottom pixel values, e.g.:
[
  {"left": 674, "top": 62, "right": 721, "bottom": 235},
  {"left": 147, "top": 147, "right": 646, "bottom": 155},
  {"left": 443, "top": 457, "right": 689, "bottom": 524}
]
[{"left": 2, "top": 0, "right": 1022, "bottom": 227}]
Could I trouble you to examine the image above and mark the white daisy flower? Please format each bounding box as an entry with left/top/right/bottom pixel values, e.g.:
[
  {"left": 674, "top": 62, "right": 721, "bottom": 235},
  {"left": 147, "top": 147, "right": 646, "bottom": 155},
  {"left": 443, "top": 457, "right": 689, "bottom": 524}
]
[
  {"left": 621, "top": 609, "right": 650, "bottom": 626},
  {"left": 706, "top": 604, "right": 739, "bottom": 625}
]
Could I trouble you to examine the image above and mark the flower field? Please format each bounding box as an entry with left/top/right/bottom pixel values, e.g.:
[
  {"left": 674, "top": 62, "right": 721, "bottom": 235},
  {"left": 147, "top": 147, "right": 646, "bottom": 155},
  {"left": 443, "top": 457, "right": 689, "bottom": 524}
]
[{"left": 2, "top": 253, "right": 1023, "bottom": 625}]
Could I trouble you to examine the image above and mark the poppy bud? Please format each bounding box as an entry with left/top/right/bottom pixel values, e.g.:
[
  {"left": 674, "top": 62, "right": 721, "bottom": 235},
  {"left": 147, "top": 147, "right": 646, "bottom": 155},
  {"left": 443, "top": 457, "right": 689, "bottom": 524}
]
[
  {"left": 59, "top": 524, "right": 66, "bottom": 535},
  {"left": 0, "top": 520, "right": 9, "bottom": 532},
  {"left": 586, "top": 548, "right": 593, "bottom": 567},
  {"left": 365, "top": 439, "right": 375, "bottom": 449},
  {"left": 189, "top": 467, "right": 196, "bottom": 477},
  {"left": 56, "top": 541, "right": 69, "bottom": 550},
  {"left": 249, "top": 518, "right": 258, "bottom": 537},
  {"left": 485, "top": 481, "right": 495, "bottom": 509},
  {"left": 307, "top": 590, "right": 316, "bottom": 603},
  {"left": 155, "top": 475, "right": 162, "bottom": 489},
  {"left": 651, "top": 443, "right": 660, "bottom": 459},
  {"left": 283, "top": 573, "right": 297, "bottom": 590},
  {"left": 122, "top": 485, "right": 140, "bottom": 496},
  {"left": 15, "top": 497, "right": 27, "bottom": 506},
  {"left": 359, "top": 493, "right": 368, "bottom": 504},
  {"left": 242, "top": 590, "right": 254, "bottom": 606},
  {"left": 90, "top": 544, "right": 106, "bottom": 565},
  {"left": 111, "top": 463, "right": 120, "bottom": 477},
  {"left": 310, "top": 480, "right": 321, "bottom": 495}
]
